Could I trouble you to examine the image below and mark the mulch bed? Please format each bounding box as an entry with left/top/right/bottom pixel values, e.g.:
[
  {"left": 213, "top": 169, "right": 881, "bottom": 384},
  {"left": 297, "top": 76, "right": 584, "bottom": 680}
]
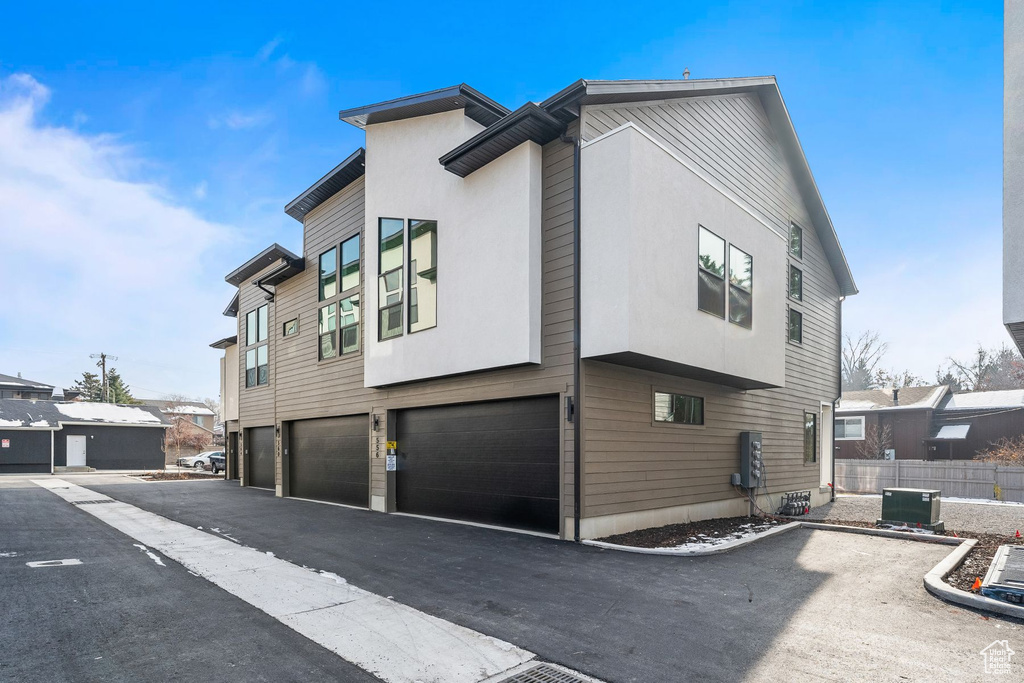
[
  {"left": 597, "top": 515, "right": 783, "bottom": 549},
  {"left": 598, "top": 514, "right": 1024, "bottom": 594},
  {"left": 132, "top": 472, "right": 222, "bottom": 481}
]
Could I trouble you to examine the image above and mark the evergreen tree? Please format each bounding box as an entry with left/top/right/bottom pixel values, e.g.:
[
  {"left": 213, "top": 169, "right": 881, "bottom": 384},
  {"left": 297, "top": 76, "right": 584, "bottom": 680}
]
[
  {"left": 70, "top": 372, "right": 103, "bottom": 402},
  {"left": 106, "top": 368, "right": 141, "bottom": 404}
]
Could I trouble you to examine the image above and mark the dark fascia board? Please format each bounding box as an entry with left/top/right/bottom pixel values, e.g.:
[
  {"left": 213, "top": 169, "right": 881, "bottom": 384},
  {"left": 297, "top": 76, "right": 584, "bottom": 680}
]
[
  {"left": 225, "top": 243, "right": 302, "bottom": 286},
  {"left": 223, "top": 291, "right": 239, "bottom": 318},
  {"left": 210, "top": 335, "right": 238, "bottom": 350},
  {"left": 439, "top": 103, "right": 566, "bottom": 178},
  {"left": 338, "top": 84, "right": 509, "bottom": 130},
  {"left": 256, "top": 257, "right": 306, "bottom": 287},
  {"left": 284, "top": 148, "right": 366, "bottom": 222},
  {"left": 540, "top": 76, "right": 858, "bottom": 297}
]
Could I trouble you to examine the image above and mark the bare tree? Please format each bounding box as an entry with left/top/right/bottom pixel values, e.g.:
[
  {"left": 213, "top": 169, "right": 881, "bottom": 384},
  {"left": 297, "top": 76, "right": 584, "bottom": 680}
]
[
  {"left": 856, "top": 423, "right": 894, "bottom": 460},
  {"left": 843, "top": 331, "right": 888, "bottom": 391},
  {"left": 203, "top": 397, "right": 222, "bottom": 423},
  {"left": 975, "top": 436, "right": 1024, "bottom": 466},
  {"left": 874, "top": 368, "right": 926, "bottom": 388}
]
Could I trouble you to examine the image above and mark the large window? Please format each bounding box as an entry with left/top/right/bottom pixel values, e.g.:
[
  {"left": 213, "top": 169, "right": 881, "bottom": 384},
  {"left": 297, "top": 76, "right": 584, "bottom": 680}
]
[
  {"left": 804, "top": 411, "right": 817, "bottom": 463},
  {"left": 728, "top": 245, "right": 752, "bottom": 329},
  {"left": 697, "top": 227, "right": 726, "bottom": 318},
  {"left": 790, "top": 223, "right": 803, "bottom": 259},
  {"left": 409, "top": 220, "right": 437, "bottom": 333},
  {"left": 789, "top": 265, "right": 803, "bottom": 301},
  {"left": 340, "top": 234, "right": 360, "bottom": 292},
  {"left": 788, "top": 308, "right": 803, "bottom": 344},
  {"left": 339, "top": 294, "right": 360, "bottom": 354},
  {"left": 654, "top": 391, "right": 705, "bottom": 425},
  {"left": 835, "top": 416, "right": 865, "bottom": 440},
  {"left": 317, "top": 233, "right": 362, "bottom": 360},
  {"left": 319, "top": 247, "right": 337, "bottom": 301},
  {"left": 319, "top": 303, "right": 337, "bottom": 360},
  {"left": 244, "top": 304, "right": 268, "bottom": 388},
  {"left": 379, "top": 218, "right": 404, "bottom": 340}
]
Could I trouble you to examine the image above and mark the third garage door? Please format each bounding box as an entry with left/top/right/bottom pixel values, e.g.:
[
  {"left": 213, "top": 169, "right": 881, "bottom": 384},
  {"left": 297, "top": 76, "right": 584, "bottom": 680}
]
[
  {"left": 246, "top": 427, "right": 275, "bottom": 490},
  {"left": 396, "top": 396, "right": 560, "bottom": 534},
  {"left": 289, "top": 416, "right": 369, "bottom": 507}
]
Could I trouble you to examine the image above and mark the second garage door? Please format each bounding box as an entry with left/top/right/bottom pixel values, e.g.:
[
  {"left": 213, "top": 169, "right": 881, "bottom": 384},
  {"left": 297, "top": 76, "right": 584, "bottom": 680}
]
[
  {"left": 289, "top": 416, "right": 369, "bottom": 507},
  {"left": 396, "top": 396, "right": 560, "bottom": 534},
  {"left": 246, "top": 426, "right": 275, "bottom": 490}
]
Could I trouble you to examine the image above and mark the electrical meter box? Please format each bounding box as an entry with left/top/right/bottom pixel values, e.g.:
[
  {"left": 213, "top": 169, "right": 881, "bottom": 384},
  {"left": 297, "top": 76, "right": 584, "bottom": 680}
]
[
  {"left": 739, "top": 431, "right": 763, "bottom": 488},
  {"left": 878, "top": 488, "right": 944, "bottom": 532}
]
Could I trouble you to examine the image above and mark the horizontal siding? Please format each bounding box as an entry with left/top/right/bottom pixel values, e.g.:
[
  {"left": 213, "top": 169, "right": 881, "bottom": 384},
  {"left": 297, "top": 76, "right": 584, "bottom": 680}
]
[{"left": 580, "top": 94, "right": 841, "bottom": 520}]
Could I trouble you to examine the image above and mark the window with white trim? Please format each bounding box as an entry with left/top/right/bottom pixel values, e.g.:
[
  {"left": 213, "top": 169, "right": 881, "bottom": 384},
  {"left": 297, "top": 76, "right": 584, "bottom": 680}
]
[{"left": 835, "top": 416, "right": 865, "bottom": 440}]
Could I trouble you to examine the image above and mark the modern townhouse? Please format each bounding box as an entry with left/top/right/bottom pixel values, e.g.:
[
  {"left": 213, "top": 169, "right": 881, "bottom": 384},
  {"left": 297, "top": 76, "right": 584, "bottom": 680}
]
[
  {"left": 1006, "top": 0, "right": 1024, "bottom": 354},
  {"left": 213, "top": 76, "right": 857, "bottom": 540}
]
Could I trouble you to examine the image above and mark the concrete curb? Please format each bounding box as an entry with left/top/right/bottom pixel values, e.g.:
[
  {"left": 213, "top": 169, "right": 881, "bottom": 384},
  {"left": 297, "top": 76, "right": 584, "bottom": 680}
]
[
  {"left": 581, "top": 521, "right": 802, "bottom": 556},
  {"left": 922, "top": 541, "right": 1024, "bottom": 621}
]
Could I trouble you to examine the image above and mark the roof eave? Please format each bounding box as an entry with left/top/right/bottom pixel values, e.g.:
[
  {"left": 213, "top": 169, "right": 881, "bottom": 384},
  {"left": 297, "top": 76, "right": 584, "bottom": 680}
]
[
  {"left": 224, "top": 243, "right": 302, "bottom": 286},
  {"left": 284, "top": 148, "right": 366, "bottom": 222},
  {"left": 439, "top": 103, "right": 567, "bottom": 178},
  {"left": 338, "top": 84, "right": 509, "bottom": 130}
]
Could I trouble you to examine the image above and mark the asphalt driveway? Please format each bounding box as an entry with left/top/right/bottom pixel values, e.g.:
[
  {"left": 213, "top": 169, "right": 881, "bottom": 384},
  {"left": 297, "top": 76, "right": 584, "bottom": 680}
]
[{"left": 51, "top": 475, "right": 1022, "bottom": 682}]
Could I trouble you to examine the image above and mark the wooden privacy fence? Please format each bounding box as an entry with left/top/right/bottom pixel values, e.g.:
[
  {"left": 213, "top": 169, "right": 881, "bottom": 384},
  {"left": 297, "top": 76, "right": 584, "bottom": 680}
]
[{"left": 835, "top": 459, "right": 1024, "bottom": 503}]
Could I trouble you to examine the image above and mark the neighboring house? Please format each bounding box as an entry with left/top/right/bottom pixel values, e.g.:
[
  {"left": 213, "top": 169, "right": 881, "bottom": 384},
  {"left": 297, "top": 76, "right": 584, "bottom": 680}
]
[
  {"left": 215, "top": 76, "right": 858, "bottom": 540},
  {"left": 0, "top": 373, "right": 55, "bottom": 400},
  {"left": 142, "top": 399, "right": 218, "bottom": 459},
  {"left": 0, "top": 399, "right": 169, "bottom": 473},
  {"left": 1005, "top": 0, "right": 1024, "bottom": 353},
  {"left": 142, "top": 400, "right": 217, "bottom": 431},
  {"left": 211, "top": 335, "right": 239, "bottom": 478},
  {"left": 836, "top": 386, "right": 1024, "bottom": 461}
]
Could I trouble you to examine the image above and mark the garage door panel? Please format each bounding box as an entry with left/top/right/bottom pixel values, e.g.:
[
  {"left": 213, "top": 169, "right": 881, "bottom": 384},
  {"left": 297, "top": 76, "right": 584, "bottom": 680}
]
[
  {"left": 289, "top": 416, "right": 368, "bottom": 507},
  {"left": 397, "top": 396, "right": 559, "bottom": 534},
  {"left": 247, "top": 427, "right": 275, "bottom": 490}
]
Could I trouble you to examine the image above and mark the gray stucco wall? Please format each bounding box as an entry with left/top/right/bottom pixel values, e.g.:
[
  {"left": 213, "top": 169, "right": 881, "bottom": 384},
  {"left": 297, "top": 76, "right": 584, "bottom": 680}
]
[{"left": 1005, "top": 0, "right": 1024, "bottom": 347}]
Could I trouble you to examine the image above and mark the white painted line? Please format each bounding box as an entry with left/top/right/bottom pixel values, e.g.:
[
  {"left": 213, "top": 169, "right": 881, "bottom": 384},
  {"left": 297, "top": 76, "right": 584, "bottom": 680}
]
[
  {"left": 133, "top": 543, "right": 166, "bottom": 567},
  {"left": 26, "top": 559, "right": 83, "bottom": 567},
  {"left": 391, "top": 512, "right": 560, "bottom": 540},
  {"left": 34, "top": 479, "right": 535, "bottom": 683}
]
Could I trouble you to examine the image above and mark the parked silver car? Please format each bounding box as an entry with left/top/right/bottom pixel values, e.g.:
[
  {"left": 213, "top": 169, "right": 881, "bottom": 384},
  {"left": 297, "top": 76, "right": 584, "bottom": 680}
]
[{"left": 176, "top": 450, "right": 224, "bottom": 469}]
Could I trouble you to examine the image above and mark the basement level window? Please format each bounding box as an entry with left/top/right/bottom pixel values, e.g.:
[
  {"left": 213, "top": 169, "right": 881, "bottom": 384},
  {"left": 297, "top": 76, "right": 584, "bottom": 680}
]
[{"left": 654, "top": 392, "right": 704, "bottom": 425}]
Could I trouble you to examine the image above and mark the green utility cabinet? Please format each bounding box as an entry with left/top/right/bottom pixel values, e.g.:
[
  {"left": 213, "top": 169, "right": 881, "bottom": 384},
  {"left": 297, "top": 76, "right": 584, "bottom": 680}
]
[{"left": 878, "top": 488, "right": 944, "bottom": 532}]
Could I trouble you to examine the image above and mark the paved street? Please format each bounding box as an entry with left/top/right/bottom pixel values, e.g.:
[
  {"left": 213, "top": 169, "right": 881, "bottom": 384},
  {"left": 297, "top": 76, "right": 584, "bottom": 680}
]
[{"left": 2, "top": 474, "right": 1022, "bottom": 682}]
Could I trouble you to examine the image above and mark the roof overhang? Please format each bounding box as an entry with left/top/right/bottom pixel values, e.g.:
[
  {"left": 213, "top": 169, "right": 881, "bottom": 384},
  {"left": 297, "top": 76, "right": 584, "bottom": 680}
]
[
  {"left": 439, "top": 103, "right": 566, "bottom": 178},
  {"left": 225, "top": 244, "right": 302, "bottom": 287},
  {"left": 339, "top": 84, "right": 509, "bottom": 130},
  {"left": 540, "top": 77, "right": 858, "bottom": 297},
  {"left": 210, "top": 335, "right": 238, "bottom": 350},
  {"left": 223, "top": 291, "right": 239, "bottom": 318},
  {"left": 285, "top": 148, "right": 366, "bottom": 222}
]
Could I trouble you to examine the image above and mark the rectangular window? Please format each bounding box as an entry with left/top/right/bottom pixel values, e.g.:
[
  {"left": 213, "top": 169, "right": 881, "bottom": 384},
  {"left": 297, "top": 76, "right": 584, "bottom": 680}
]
[
  {"left": 789, "top": 265, "right": 803, "bottom": 301},
  {"left": 790, "top": 223, "right": 803, "bottom": 259},
  {"left": 192, "top": 415, "right": 203, "bottom": 426},
  {"left": 697, "top": 226, "right": 726, "bottom": 319},
  {"left": 256, "top": 344, "right": 268, "bottom": 385},
  {"left": 246, "top": 310, "right": 257, "bottom": 346},
  {"left": 339, "top": 294, "right": 360, "bottom": 354},
  {"left": 654, "top": 392, "right": 705, "bottom": 425},
  {"left": 319, "top": 303, "right": 337, "bottom": 360},
  {"left": 319, "top": 247, "right": 337, "bottom": 301},
  {"left": 728, "top": 245, "right": 752, "bottom": 329},
  {"left": 804, "top": 411, "right": 817, "bottom": 463},
  {"left": 788, "top": 308, "right": 803, "bottom": 343},
  {"left": 283, "top": 319, "right": 298, "bottom": 337},
  {"left": 340, "top": 234, "right": 360, "bottom": 292},
  {"left": 245, "top": 348, "right": 256, "bottom": 388},
  {"left": 408, "top": 220, "right": 437, "bottom": 333},
  {"left": 835, "top": 416, "right": 865, "bottom": 440},
  {"left": 256, "top": 304, "right": 268, "bottom": 342},
  {"left": 378, "top": 218, "right": 405, "bottom": 340}
]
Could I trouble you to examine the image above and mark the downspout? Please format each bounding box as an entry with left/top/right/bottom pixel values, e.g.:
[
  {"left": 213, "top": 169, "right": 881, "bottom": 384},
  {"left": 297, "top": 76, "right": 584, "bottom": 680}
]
[
  {"left": 833, "top": 296, "right": 844, "bottom": 502},
  {"left": 562, "top": 132, "right": 582, "bottom": 542}
]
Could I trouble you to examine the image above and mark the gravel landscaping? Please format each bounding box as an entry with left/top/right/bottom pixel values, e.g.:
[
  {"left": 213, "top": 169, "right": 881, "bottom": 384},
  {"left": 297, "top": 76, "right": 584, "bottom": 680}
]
[
  {"left": 132, "top": 471, "right": 223, "bottom": 481},
  {"left": 597, "top": 516, "right": 783, "bottom": 549},
  {"left": 802, "top": 494, "right": 1024, "bottom": 537}
]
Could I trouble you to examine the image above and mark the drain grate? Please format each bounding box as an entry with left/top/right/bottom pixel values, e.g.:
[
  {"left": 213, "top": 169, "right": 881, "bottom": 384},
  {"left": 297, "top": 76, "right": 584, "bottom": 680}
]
[
  {"left": 71, "top": 499, "right": 117, "bottom": 505},
  {"left": 498, "top": 664, "right": 591, "bottom": 683}
]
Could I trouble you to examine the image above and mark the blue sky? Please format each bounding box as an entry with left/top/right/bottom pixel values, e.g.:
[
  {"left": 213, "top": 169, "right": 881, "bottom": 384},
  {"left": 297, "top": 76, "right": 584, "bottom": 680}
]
[{"left": 0, "top": 0, "right": 1005, "bottom": 400}]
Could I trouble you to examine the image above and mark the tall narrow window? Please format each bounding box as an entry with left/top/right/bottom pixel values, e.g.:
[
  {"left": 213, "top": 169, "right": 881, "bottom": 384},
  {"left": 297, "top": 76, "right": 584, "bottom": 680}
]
[
  {"left": 804, "top": 411, "right": 817, "bottom": 463},
  {"left": 339, "top": 294, "right": 360, "bottom": 354},
  {"left": 244, "top": 305, "right": 269, "bottom": 387},
  {"left": 340, "top": 235, "right": 360, "bottom": 292},
  {"left": 789, "top": 265, "right": 803, "bottom": 301},
  {"left": 257, "top": 304, "right": 268, "bottom": 343},
  {"left": 257, "top": 344, "right": 268, "bottom": 385},
  {"left": 319, "top": 248, "right": 337, "bottom": 301},
  {"left": 728, "top": 245, "right": 752, "bottom": 329},
  {"left": 697, "top": 227, "right": 726, "bottom": 319},
  {"left": 408, "top": 220, "right": 437, "bottom": 333},
  {"left": 246, "top": 310, "right": 257, "bottom": 346},
  {"left": 789, "top": 308, "right": 803, "bottom": 343},
  {"left": 319, "top": 303, "right": 337, "bottom": 360},
  {"left": 790, "top": 223, "right": 803, "bottom": 259},
  {"left": 245, "top": 348, "right": 257, "bottom": 388},
  {"left": 378, "top": 218, "right": 404, "bottom": 340}
]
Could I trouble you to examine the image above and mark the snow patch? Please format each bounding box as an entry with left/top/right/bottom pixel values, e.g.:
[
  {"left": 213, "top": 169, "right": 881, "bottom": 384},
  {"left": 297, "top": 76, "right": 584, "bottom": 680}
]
[
  {"left": 29, "top": 420, "right": 50, "bottom": 427},
  {"left": 56, "top": 402, "right": 163, "bottom": 424},
  {"left": 666, "top": 520, "right": 779, "bottom": 551},
  {"left": 133, "top": 543, "right": 166, "bottom": 566},
  {"left": 162, "top": 405, "right": 215, "bottom": 416},
  {"left": 318, "top": 570, "right": 347, "bottom": 585},
  {"left": 0, "top": 418, "right": 24, "bottom": 427},
  {"left": 0, "top": 551, "right": 19, "bottom": 557}
]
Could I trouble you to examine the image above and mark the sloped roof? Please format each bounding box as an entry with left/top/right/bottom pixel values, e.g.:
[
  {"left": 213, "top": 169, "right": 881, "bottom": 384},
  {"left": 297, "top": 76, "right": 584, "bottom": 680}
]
[
  {"left": 0, "top": 373, "right": 53, "bottom": 391},
  {"left": 285, "top": 148, "right": 365, "bottom": 222},
  {"left": 931, "top": 424, "right": 971, "bottom": 440},
  {"left": 338, "top": 84, "right": 509, "bottom": 129},
  {"left": 225, "top": 243, "right": 302, "bottom": 286},
  {"left": 941, "top": 389, "right": 1024, "bottom": 411},
  {"left": 141, "top": 400, "right": 215, "bottom": 417},
  {"left": 0, "top": 399, "right": 169, "bottom": 429},
  {"left": 837, "top": 385, "right": 949, "bottom": 413}
]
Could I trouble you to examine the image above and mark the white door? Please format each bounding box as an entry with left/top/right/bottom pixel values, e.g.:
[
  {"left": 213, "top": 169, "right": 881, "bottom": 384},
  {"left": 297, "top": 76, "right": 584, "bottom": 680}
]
[
  {"left": 820, "top": 403, "right": 833, "bottom": 488},
  {"left": 67, "top": 435, "right": 87, "bottom": 467}
]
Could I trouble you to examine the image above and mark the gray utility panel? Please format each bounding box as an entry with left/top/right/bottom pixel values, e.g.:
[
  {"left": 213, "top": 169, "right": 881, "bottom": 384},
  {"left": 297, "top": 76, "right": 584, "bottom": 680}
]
[{"left": 288, "top": 416, "right": 369, "bottom": 507}]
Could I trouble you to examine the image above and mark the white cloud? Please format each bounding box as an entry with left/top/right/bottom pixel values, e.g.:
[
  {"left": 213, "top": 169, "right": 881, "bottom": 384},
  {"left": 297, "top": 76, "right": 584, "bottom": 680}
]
[
  {"left": 0, "top": 73, "right": 239, "bottom": 398},
  {"left": 256, "top": 37, "right": 283, "bottom": 63},
  {"left": 193, "top": 180, "right": 208, "bottom": 199},
  {"left": 207, "top": 110, "right": 272, "bottom": 130}
]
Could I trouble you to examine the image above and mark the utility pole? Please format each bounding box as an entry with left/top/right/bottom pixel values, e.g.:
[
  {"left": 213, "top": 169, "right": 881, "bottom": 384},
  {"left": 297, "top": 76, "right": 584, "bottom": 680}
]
[{"left": 90, "top": 353, "right": 118, "bottom": 402}]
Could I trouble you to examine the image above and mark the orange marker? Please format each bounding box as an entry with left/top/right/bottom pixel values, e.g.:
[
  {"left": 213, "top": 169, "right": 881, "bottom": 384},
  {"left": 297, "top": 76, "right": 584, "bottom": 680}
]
[{"left": 971, "top": 577, "right": 982, "bottom": 591}]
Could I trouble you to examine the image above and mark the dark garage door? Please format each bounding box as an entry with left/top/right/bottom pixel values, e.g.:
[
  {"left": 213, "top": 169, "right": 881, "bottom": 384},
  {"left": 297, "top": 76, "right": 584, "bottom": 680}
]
[
  {"left": 396, "top": 396, "right": 560, "bottom": 534},
  {"left": 246, "top": 427, "right": 275, "bottom": 490},
  {"left": 289, "top": 416, "right": 369, "bottom": 507}
]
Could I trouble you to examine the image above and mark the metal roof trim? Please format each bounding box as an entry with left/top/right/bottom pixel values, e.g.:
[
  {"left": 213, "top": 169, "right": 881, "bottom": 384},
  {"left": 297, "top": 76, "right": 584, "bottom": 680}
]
[
  {"left": 224, "top": 243, "right": 301, "bottom": 286},
  {"left": 284, "top": 148, "right": 366, "bottom": 222},
  {"left": 439, "top": 103, "right": 566, "bottom": 177},
  {"left": 223, "top": 291, "right": 239, "bottom": 318},
  {"left": 338, "top": 84, "right": 509, "bottom": 129},
  {"left": 209, "top": 335, "right": 238, "bottom": 350}
]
